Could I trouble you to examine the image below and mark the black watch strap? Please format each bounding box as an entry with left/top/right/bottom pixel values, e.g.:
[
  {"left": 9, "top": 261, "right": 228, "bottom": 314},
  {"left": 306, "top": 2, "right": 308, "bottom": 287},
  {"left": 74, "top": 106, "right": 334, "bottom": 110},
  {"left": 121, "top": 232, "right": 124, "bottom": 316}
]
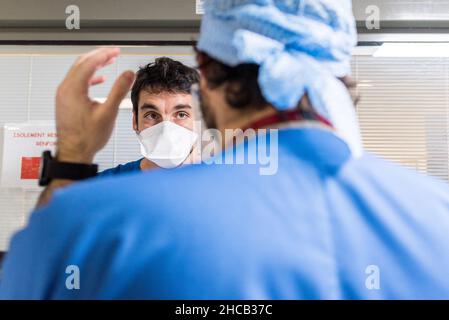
[{"left": 39, "top": 151, "right": 98, "bottom": 186}]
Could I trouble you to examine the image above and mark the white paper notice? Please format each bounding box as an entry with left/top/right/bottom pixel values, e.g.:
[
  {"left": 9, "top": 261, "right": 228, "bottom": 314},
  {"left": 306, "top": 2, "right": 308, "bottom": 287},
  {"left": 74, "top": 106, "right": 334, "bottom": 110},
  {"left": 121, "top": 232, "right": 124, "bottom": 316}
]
[
  {"left": 1, "top": 122, "right": 56, "bottom": 188},
  {"left": 196, "top": 0, "right": 205, "bottom": 15}
]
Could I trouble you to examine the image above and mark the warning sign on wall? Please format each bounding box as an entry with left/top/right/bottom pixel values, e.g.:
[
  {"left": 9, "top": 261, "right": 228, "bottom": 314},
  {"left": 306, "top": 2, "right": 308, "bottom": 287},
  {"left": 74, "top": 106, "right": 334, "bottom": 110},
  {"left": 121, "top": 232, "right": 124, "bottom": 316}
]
[{"left": 1, "top": 122, "right": 56, "bottom": 188}]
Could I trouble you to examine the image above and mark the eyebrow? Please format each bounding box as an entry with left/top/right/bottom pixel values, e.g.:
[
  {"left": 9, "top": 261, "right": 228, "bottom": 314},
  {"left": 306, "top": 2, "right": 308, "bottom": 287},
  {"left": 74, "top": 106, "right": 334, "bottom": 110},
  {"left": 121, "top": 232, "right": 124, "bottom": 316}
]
[
  {"left": 139, "top": 104, "right": 192, "bottom": 112},
  {"left": 139, "top": 103, "right": 159, "bottom": 112},
  {"left": 173, "top": 104, "right": 192, "bottom": 111}
]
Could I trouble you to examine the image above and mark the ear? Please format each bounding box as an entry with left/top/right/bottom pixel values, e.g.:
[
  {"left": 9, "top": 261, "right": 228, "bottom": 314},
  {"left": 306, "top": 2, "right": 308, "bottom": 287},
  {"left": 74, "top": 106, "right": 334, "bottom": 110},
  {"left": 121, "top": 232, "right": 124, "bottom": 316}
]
[{"left": 132, "top": 111, "right": 138, "bottom": 132}]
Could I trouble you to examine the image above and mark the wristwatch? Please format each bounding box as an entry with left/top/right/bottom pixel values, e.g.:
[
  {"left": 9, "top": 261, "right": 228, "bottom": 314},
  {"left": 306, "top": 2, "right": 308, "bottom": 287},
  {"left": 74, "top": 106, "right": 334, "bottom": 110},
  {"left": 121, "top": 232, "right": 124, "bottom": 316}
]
[{"left": 38, "top": 151, "right": 98, "bottom": 186}]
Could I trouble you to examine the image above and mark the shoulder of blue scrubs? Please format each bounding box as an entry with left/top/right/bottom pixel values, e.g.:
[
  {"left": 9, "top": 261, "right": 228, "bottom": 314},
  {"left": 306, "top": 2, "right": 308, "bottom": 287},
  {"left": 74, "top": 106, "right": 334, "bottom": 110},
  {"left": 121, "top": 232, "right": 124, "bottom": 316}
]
[
  {"left": 97, "top": 158, "right": 143, "bottom": 177},
  {"left": 2, "top": 128, "right": 449, "bottom": 299}
]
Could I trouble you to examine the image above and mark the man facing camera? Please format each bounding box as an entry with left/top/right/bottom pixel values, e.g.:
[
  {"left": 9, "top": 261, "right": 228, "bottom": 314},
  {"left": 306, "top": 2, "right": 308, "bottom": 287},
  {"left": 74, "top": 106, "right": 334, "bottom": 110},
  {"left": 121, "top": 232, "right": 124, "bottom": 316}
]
[{"left": 100, "top": 57, "right": 200, "bottom": 176}]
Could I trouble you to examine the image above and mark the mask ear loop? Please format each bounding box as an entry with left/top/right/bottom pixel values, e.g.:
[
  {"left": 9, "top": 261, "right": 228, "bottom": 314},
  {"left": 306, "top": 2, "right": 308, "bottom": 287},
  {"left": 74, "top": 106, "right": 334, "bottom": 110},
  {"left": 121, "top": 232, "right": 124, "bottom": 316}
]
[
  {"left": 273, "top": 94, "right": 333, "bottom": 128},
  {"left": 296, "top": 95, "right": 330, "bottom": 124}
]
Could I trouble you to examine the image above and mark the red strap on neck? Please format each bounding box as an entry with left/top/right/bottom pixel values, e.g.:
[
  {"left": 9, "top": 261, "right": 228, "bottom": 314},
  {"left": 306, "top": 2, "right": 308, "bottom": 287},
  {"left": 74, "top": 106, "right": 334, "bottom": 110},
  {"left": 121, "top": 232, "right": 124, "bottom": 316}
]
[{"left": 243, "top": 109, "right": 333, "bottom": 131}]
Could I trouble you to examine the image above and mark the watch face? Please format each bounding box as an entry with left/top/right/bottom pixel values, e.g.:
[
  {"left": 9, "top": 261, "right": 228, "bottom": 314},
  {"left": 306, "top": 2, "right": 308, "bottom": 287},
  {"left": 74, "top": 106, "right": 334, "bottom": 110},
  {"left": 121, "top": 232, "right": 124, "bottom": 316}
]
[{"left": 38, "top": 151, "right": 52, "bottom": 187}]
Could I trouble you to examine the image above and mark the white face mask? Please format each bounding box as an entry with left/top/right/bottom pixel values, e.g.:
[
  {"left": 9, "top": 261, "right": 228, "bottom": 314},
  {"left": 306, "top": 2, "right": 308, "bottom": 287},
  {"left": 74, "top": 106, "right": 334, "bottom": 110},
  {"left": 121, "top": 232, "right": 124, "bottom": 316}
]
[{"left": 137, "top": 121, "right": 198, "bottom": 169}]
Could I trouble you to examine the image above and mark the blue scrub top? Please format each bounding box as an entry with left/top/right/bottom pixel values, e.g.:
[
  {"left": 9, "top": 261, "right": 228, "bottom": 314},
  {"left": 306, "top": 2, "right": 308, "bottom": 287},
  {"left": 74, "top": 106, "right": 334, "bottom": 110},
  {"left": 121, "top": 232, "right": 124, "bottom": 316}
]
[
  {"left": 98, "top": 158, "right": 143, "bottom": 177},
  {"left": 1, "top": 127, "right": 449, "bottom": 299}
]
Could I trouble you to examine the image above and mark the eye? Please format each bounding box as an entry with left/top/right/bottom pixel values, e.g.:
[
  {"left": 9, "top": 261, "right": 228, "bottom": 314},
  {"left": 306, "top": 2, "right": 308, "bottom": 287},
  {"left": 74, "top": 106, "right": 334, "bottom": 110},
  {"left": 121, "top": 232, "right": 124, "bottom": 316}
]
[
  {"left": 176, "top": 111, "right": 190, "bottom": 120},
  {"left": 145, "top": 112, "right": 160, "bottom": 121}
]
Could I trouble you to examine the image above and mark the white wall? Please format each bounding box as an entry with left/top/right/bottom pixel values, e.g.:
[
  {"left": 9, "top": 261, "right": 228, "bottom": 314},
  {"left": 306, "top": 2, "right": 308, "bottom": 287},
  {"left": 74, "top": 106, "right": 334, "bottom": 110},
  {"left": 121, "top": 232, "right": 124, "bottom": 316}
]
[{"left": 352, "top": 53, "right": 449, "bottom": 180}]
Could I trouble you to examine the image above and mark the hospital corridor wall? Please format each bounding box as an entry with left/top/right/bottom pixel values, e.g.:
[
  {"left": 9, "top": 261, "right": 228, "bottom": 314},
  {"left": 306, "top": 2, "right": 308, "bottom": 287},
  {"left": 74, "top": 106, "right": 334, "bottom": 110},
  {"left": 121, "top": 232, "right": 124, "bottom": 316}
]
[{"left": 0, "top": 45, "right": 449, "bottom": 252}]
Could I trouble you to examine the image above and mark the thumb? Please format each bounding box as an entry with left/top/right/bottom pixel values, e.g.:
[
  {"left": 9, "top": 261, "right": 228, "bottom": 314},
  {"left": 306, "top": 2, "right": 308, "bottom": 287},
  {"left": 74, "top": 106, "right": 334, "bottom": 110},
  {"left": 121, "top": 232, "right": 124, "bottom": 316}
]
[{"left": 104, "top": 70, "right": 135, "bottom": 116}]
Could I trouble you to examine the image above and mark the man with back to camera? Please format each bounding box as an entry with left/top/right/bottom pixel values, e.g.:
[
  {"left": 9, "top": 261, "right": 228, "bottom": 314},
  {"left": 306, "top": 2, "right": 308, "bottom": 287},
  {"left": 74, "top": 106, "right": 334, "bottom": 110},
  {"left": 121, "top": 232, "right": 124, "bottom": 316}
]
[
  {"left": 99, "top": 57, "right": 200, "bottom": 176},
  {"left": 1, "top": 0, "right": 449, "bottom": 299}
]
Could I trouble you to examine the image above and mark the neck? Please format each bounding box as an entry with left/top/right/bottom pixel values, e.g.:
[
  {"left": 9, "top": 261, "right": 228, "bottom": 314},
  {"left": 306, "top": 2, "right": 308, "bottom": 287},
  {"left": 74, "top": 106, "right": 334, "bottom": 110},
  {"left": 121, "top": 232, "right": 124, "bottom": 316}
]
[
  {"left": 139, "top": 150, "right": 198, "bottom": 170},
  {"left": 216, "top": 106, "right": 277, "bottom": 149},
  {"left": 140, "top": 158, "right": 158, "bottom": 170}
]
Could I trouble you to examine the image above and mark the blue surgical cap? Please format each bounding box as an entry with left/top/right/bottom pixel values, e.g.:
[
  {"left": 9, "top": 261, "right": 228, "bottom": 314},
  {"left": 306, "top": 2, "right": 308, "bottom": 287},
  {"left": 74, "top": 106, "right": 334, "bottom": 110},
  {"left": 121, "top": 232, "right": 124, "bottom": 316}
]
[{"left": 197, "top": 0, "right": 363, "bottom": 157}]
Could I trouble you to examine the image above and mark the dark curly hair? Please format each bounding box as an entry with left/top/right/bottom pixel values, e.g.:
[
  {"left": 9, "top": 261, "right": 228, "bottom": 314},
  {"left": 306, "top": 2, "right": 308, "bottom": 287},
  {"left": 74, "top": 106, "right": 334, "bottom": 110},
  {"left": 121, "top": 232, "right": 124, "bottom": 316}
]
[
  {"left": 196, "top": 50, "right": 358, "bottom": 111},
  {"left": 131, "top": 57, "right": 200, "bottom": 115}
]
